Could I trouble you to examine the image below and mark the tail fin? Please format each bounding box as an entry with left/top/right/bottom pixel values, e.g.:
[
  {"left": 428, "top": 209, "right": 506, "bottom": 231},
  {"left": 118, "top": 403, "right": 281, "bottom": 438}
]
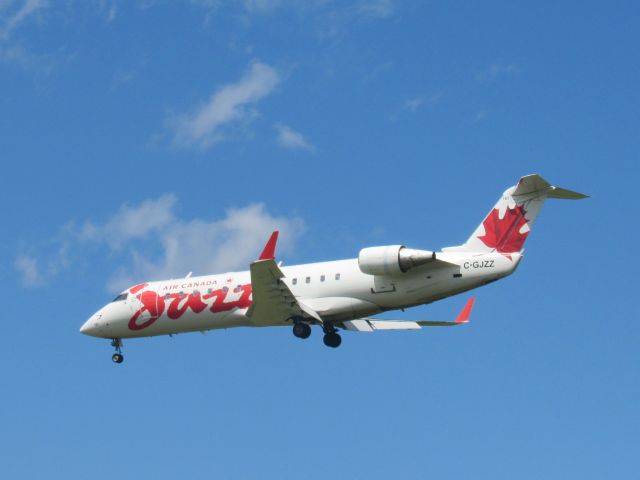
[{"left": 444, "top": 174, "right": 588, "bottom": 254}]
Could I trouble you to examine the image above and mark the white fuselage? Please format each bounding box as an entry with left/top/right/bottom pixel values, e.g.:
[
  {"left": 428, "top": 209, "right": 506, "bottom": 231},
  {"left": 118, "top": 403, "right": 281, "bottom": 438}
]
[
  {"left": 80, "top": 173, "right": 588, "bottom": 360},
  {"left": 82, "top": 251, "right": 521, "bottom": 340}
]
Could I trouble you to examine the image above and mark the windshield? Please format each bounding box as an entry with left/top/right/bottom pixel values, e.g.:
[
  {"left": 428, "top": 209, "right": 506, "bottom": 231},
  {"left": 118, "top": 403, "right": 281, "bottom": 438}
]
[{"left": 112, "top": 293, "right": 128, "bottom": 302}]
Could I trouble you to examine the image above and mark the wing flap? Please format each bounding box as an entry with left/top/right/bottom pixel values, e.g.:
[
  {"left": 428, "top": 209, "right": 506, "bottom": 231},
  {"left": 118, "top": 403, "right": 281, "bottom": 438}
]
[
  {"left": 343, "top": 298, "right": 475, "bottom": 332},
  {"left": 342, "top": 319, "right": 421, "bottom": 332},
  {"left": 369, "top": 320, "right": 421, "bottom": 330}
]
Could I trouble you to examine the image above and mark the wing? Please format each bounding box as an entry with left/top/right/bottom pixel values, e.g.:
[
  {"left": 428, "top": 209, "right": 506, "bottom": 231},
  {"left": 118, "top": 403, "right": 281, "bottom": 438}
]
[
  {"left": 246, "top": 232, "right": 322, "bottom": 326},
  {"left": 342, "top": 298, "right": 474, "bottom": 332}
]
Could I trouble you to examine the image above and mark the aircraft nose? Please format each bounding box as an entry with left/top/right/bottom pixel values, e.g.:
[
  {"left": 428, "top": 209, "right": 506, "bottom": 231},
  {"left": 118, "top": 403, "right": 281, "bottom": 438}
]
[
  {"left": 80, "top": 303, "right": 129, "bottom": 338},
  {"left": 80, "top": 313, "right": 102, "bottom": 336}
]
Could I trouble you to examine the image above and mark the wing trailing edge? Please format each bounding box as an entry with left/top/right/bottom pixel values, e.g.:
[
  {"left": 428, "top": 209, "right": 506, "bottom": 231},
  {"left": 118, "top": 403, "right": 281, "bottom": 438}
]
[{"left": 343, "top": 298, "right": 475, "bottom": 332}]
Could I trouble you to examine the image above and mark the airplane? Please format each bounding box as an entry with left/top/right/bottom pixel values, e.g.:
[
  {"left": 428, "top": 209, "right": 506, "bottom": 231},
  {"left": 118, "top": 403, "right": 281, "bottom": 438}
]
[{"left": 80, "top": 174, "right": 587, "bottom": 363}]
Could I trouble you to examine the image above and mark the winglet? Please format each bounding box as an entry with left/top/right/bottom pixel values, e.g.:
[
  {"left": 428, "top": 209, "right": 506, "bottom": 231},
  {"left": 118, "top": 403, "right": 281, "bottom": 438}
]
[
  {"left": 455, "top": 298, "right": 475, "bottom": 323},
  {"left": 258, "top": 231, "right": 279, "bottom": 260}
]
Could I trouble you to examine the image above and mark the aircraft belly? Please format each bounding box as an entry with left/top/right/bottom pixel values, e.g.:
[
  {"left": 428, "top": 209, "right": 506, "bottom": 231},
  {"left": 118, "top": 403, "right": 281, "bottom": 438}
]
[
  {"left": 301, "top": 296, "right": 382, "bottom": 322},
  {"left": 120, "top": 309, "right": 253, "bottom": 338}
]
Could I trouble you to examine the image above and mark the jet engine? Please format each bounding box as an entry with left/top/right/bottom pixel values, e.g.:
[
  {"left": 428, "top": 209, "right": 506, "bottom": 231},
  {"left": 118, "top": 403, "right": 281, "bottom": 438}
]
[{"left": 358, "top": 245, "right": 437, "bottom": 276}]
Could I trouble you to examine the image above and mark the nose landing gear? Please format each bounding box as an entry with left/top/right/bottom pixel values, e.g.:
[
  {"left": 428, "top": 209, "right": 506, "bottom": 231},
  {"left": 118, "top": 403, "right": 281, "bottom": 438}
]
[{"left": 111, "top": 338, "right": 124, "bottom": 364}]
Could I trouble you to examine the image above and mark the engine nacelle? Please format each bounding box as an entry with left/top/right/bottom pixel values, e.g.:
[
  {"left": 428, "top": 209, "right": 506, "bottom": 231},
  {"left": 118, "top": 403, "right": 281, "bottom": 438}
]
[{"left": 358, "top": 245, "right": 437, "bottom": 276}]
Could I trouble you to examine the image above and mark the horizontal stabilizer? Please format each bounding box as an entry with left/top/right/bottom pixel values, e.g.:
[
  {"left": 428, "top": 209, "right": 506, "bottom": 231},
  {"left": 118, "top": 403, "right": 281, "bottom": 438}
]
[
  {"left": 546, "top": 186, "right": 589, "bottom": 200},
  {"left": 512, "top": 174, "right": 589, "bottom": 200}
]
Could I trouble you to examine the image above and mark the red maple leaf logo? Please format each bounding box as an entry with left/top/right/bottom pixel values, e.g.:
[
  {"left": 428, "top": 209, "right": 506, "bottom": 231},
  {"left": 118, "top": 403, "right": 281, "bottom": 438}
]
[{"left": 478, "top": 204, "right": 529, "bottom": 255}]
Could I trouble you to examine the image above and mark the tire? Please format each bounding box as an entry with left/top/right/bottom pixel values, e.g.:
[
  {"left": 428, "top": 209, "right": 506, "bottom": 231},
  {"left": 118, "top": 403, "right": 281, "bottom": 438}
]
[
  {"left": 112, "top": 353, "right": 124, "bottom": 363},
  {"left": 323, "top": 332, "right": 342, "bottom": 348},
  {"left": 293, "top": 323, "right": 311, "bottom": 339}
]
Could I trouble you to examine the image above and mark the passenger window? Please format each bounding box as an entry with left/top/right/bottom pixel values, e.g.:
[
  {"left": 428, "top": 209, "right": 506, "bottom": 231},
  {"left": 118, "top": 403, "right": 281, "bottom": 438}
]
[
  {"left": 222, "top": 286, "right": 229, "bottom": 293},
  {"left": 306, "top": 277, "right": 310, "bottom": 284},
  {"left": 292, "top": 278, "right": 297, "bottom": 285},
  {"left": 320, "top": 275, "right": 325, "bottom": 282},
  {"left": 179, "top": 292, "right": 184, "bottom": 299},
  {"left": 165, "top": 293, "right": 171, "bottom": 300},
  {"left": 207, "top": 288, "right": 213, "bottom": 294},
  {"left": 335, "top": 273, "right": 341, "bottom": 280},
  {"left": 193, "top": 290, "right": 200, "bottom": 297}
]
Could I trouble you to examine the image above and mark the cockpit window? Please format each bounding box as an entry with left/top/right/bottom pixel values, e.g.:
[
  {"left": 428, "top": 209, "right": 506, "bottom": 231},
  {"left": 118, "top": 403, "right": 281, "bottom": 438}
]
[{"left": 112, "top": 293, "right": 128, "bottom": 302}]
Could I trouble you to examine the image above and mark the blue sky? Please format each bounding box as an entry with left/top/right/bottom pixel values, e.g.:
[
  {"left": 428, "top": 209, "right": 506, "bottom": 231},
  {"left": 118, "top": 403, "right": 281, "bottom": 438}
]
[{"left": 1, "top": 1, "right": 638, "bottom": 478}]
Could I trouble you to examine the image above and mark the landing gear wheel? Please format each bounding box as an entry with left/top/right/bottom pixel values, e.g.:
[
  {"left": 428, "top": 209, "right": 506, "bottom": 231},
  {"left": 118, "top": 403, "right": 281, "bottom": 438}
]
[
  {"left": 293, "top": 322, "right": 312, "bottom": 339},
  {"left": 110, "top": 338, "right": 124, "bottom": 364},
  {"left": 323, "top": 332, "right": 342, "bottom": 348}
]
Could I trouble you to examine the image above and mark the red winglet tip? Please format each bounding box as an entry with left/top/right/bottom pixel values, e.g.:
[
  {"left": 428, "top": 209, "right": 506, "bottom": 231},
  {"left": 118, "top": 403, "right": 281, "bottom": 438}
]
[
  {"left": 456, "top": 298, "right": 475, "bottom": 323},
  {"left": 259, "top": 231, "right": 279, "bottom": 260}
]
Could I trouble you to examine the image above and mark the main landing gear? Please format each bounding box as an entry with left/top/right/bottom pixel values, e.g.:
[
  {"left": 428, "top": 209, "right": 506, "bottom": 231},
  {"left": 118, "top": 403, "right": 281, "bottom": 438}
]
[
  {"left": 322, "top": 325, "right": 342, "bottom": 348},
  {"left": 111, "top": 338, "right": 124, "bottom": 364},
  {"left": 292, "top": 322, "right": 312, "bottom": 339},
  {"left": 290, "top": 318, "right": 342, "bottom": 348}
]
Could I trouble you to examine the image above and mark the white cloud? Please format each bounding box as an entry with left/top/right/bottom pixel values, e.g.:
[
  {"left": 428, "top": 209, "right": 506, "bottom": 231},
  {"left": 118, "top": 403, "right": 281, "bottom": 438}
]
[
  {"left": 189, "top": 0, "right": 394, "bottom": 18},
  {"left": 475, "top": 63, "right": 520, "bottom": 81},
  {"left": 0, "top": 42, "right": 32, "bottom": 66},
  {"left": 242, "top": 0, "right": 282, "bottom": 13},
  {"left": 192, "top": 1, "right": 394, "bottom": 17},
  {"left": 356, "top": 0, "right": 393, "bottom": 18},
  {"left": 404, "top": 96, "right": 424, "bottom": 112},
  {"left": 0, "top": 1, "right": 70, "bottom": 76},
  {"left": 16, "top": 194, "right": 305, "bottom": 293},
  {"left": 0, "top": 0, "right": 47, "bottom": 39},
  {"left": 170, "top": 61, "right": 280, "bottom": 149},
  {"left": 15, "top": 254, "right": 44, "bottom": 287},
  {"left": 104, "top": 202, "right": 304, "bottom": 292},
  {"left": 403, "top": 92, "right": 442, "bottom": 112},
  {"left": 190, "top": 0, "right": 223, "bottom": 8},
  {"left": 14, "top": 237, "right": 70, "bottom": 287},
  {"left": 275, "top": 123, "right": 314, "bottom": 151},
  {"left": 187, "top": 1, "right": 395, "bottom": 40},
  {"left": 474, "top": 111, "right": 487, "bottom": 122},
  {"left": 111, "top": 68, "right": 135, "bottom": 88},
  {"left": 107, "top": 2, "right": 117, "bottom": 22},
  {"left": 80, "top": 194, "right": 177, "bottom": 248}
]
